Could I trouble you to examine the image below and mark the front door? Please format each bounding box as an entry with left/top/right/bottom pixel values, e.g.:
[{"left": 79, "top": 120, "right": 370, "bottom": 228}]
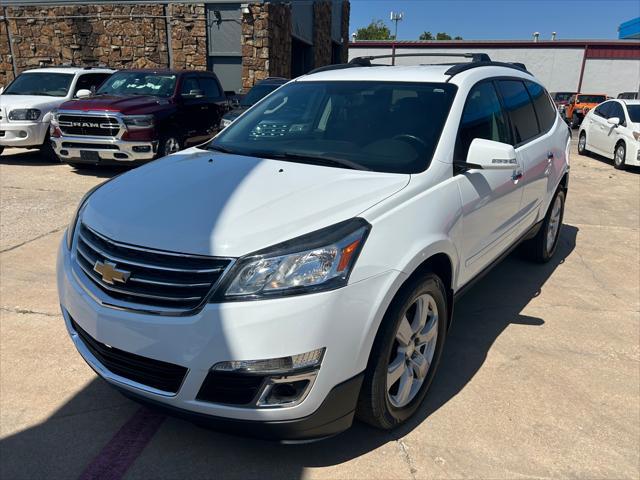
[
  {"left": 178, "top": 74, "right": 208, "bottom": 144},
  {"left": 454, "top": 81, "right": 524, "bottom": 285}
]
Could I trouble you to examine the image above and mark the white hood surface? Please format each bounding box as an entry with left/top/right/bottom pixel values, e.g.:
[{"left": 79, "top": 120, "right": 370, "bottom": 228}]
[
  {"left": 82, "top": 148, "right": 410, "bottom": 257},
  {"left": 0, "top": 94, "right": 67, "bottom": 117}
]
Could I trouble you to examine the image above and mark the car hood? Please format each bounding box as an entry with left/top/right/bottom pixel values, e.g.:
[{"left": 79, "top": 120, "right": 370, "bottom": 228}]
[
  {"left": 59, "top": 95, "right": 169, "bottom": 114},
  {"left": 0, "top": 94, "right": 66, "bottom": 115},
  {"left": 82, "top": 147, "right": 410, "bottom": 257}
]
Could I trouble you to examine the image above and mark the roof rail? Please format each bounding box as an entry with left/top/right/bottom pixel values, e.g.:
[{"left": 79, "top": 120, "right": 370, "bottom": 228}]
[
  {"left": 307, "top": 63, "right": 367, "bottom": 75},
  {"left": 349, "top": 52, "right": 492, "bottom": 66},
  {"left": 444, "top": 61, "right": 529, "bottom": 76}
]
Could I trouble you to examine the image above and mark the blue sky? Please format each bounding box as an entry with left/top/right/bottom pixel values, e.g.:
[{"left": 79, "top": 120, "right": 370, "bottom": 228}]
[{"left": 349, "top": 0, "right": 639, "bottom": 40}]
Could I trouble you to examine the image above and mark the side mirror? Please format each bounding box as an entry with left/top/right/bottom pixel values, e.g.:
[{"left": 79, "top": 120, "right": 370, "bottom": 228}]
[
  {"left": 607, "top": 117, "right": 620, "bottom": 126},
  {"left": 456, "top": 138, "right": 518, "bottom": 171},
  {"left": 183, "top": 89, "right": 204, "bottom": 99},
  {"left": 76, "top": 89, "right": 92, "bottom": 98}
]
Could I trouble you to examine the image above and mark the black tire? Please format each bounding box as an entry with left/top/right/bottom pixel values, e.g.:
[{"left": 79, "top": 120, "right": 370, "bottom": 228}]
[
  {"left": 356, "top": 274, "right": 447, "bottom": 430},
  {"left": 577, "top": 131, "right": 588, "bottom": 156},
  {"left": 157, "top": 135, "right": 182, "bottom": 158},
  {"left": 614, "top": 142, "right": 626, "bottom": 170},
  {"left": 39, "top": 133, "right": 58, "bottom": 161},
  {"left": 522, "top": 189, "right": 566, "bottom": 263},
  {"left": 570, "top": 114, "right": 580, "bottom": 129}
]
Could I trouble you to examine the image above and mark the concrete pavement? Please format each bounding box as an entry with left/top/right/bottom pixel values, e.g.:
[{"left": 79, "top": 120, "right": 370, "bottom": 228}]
[{"left": 1, "top": 142, "right": 638, "bottom": 479}]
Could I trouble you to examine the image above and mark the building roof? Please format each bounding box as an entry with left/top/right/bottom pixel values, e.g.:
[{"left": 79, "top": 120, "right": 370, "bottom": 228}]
[
  {"left": 349, "top": 39, "right": 640, "bottom": 49},
  {"left": 619, "top": 17, "right": 640, "bottom": 40}
]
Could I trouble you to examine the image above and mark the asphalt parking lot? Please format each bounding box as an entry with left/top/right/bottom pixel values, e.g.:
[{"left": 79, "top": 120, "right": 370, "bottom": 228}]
[{"left": 1, "top": 140, "right": 638, "bottom": 480}]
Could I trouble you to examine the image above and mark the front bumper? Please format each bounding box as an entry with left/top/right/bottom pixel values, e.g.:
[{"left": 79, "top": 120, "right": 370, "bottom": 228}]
[
  {"left": 51, "top": 134, "right": 157, "bottom": 164},
  {"left": 0, "top": 120, "right": 49, "bottom": 148},
  {"left": 57, "top": 237, "right": 401, "bottom": 439}
]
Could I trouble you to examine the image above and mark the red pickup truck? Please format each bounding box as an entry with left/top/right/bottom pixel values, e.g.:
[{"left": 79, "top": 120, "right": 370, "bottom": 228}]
[{"left": 50, "top": 69, "right": 229, "bottom": 167}]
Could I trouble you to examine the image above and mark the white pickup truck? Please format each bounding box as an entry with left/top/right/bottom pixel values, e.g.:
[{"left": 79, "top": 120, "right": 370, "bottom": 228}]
[{"left": 0, "top": 67, "right": 113, "bottom": 158}]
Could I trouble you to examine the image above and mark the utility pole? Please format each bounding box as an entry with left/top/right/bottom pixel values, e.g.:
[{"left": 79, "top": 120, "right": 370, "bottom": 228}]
[{"left": 390, "top": 11, "right": 403, "bottom": 65}]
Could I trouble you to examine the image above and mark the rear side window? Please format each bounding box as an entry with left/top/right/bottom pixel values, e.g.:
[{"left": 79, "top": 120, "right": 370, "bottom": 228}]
[
  {"left": 180, "top": 76, "right": 200, "bottom": 96},
  {"left": 456, "top": 81, "right": 511, "bottom": 160},
  {"left": 74, "top": 73, "right": 111, "bottom": 95},
  {"left": 525, "top": 81, "right": 557, "bottom": 133},
  {"left": 199, "top": 76, "right": 222, "bottom": 99},
  {"left": 497, "top": 80, "right": 540, "bottom": 144}
]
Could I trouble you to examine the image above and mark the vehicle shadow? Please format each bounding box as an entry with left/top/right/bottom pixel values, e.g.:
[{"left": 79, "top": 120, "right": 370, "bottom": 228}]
[
  {"left": 582, "top": 150, "right": 640, "bottom": 174},
  {"left": 0, "top": 226, "right": 578, "bottom": 479},
  {"left": 0, "top": 149, "right": 58, "bottom": 166}
]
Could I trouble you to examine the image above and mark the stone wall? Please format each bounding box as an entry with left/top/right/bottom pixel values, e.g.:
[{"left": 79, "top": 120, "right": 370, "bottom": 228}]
[
  {"left": 313, "top": 1, "right": 332, "bottom": 68},
  {"left": 241, "top": 3, "right": 291, "bottom": 91},
  {"left": 0, "top": 3, "right": 207, "bottom": 87}
]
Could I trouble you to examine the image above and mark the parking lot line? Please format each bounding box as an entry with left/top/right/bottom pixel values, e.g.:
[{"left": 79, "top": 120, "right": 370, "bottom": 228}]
[{"left": 78, "top": 407, "right": 165, "bottom": 480}]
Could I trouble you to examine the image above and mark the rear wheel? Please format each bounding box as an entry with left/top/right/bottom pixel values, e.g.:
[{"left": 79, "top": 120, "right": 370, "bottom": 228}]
[
  {"left": 570, "top": 114, "right": 580, "bottom": 129},
  {"left": 614, "top": 142, "right": 626, "bottom": 170},
  {"left": 357, "top": 274, "right": 447, "bottom": 430},
  {"left": 578, "top": 131, "right": 588, "bottom": 156},
  {"left": 522, "top": 189, "right": 565, "bottom": 263}
]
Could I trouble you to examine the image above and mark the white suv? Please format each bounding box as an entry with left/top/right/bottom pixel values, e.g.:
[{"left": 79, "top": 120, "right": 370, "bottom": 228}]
[
  {"left": 57, "top": 54, "right": 570, "bottom": 441},
  {"left": 0, "top": 67, "right": 113, "bottom": 158}
]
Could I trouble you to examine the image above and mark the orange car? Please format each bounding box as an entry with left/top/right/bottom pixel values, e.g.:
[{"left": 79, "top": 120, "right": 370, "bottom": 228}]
[{"left": 565, "top": 93, "right": 608, "bottom": 128}]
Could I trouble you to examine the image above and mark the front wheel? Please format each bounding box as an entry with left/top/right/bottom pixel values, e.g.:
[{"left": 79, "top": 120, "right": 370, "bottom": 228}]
[
  {"left": 614, "top": 143, "right": 626, "bottom": 170},
  {"left": 157, "top": 135, "right": 182, "bottom": 158},
  {"left": 522, "top": 189, "right": 566, "bottom": 263},
  {"left": 356, "top": 274, "right": 447, "bottom": 430}
]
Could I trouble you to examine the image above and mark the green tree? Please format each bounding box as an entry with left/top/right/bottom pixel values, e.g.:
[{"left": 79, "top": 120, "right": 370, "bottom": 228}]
[
  {"left": 436, "top": 32, "right": 452, "bottom": 40},
  {"left": 419, "top": 31, "right": 434, "bottom": 40},
  {"left": 454, "top": 36, "right": 463, "bottom": 40},
  {"left": 356, "top": 20, "right": 392, "bottom": 40}
]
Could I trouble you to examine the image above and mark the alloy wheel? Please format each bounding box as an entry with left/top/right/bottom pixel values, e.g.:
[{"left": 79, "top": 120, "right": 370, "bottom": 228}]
[
  {"left": 164, "top": 137, "right": 180, "bottom": 155},
  {"left": 386, "top": 293, "right": 439, "bottom": 408},
  {"left": 615, "top": 145, "right": 625, "bottom": 167},
  {"left": 578, "top": 134, "right": 586, "bottom": 153},
  {"left": 546, "top": 194, "right": 562, "bottom": 253}
]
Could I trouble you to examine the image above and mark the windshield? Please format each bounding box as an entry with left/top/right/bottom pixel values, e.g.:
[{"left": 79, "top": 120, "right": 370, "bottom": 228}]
[
  {"left": 208, "top": 81, "right": 457, "bottom": 174},
  {"left": 553, "top": 92, "right": 574, "bottom": 102},
  {"left": 96, "top": 72, "right": 177, "bottom": 97},
  {"left": 241, "top": 83, "right": 282, "bottom": 107},
  {"left": 627, "top": 105, "right": 640, "bottom": 123},
  {"left": 577, "top": 95, "right": 606, "bottom": 104},
  {"left": 3, "top": 72, "right": 74, "bottom": 97}
]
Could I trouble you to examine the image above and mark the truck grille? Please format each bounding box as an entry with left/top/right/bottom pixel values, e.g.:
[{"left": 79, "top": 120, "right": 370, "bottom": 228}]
[
  {"left": 74, "top": 223, "right": 231, "bottom": 312},
  {"left": 58, "top": 114, "right": 121, "bottom": 137}
]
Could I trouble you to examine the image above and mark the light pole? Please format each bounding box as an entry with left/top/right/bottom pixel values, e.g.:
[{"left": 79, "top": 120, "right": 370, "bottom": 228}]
[{"left": 390, "top": 11, "right": 403, "bottom": 65}]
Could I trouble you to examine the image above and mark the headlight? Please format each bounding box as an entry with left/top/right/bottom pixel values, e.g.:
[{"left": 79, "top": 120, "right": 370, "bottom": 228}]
[
  {"left": 220, "top": 118, "right": 232, "bottom": 129},
  {"left": 219, "top": 218, "right": 370, "bottom": 300},
  {"left": 122, "top": 114, "right": 154, "bottom": 130},
  {"left": 8, "top": 109, "right": 41, "bottom": 121}
]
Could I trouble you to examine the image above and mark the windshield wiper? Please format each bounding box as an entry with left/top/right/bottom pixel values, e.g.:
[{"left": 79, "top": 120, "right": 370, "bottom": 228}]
[
  {"left": 251, "top": 151, "right": 370, "bottom": 171},
  {"left": 202, "top": 143, "right": 240, "bottom": 155}
]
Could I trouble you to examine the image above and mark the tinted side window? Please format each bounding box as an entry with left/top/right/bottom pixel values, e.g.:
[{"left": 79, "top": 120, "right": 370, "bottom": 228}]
[
  {"left": 497, "top": 80, "right": 540, "bottom": 144},
  {"left": 594, "top": 102, "right": 612, "bottom": 118},
  {"left": 74, "top": 73, "right": 111, "bottom": 94},
  {"left": 180, "top": 76, "right": 200, "bottom": 96},
  {"left": 608, "top": 102, "right": 626, "bottom": 125},
  {"left": 525, "top": 81, "right": 557, "bottom": 133},
  {"left": 456, "top": 81, "right": 511, "bottom": 160},
  {"left": 199, "top": 76, "right": 221, "bottom": 99}
]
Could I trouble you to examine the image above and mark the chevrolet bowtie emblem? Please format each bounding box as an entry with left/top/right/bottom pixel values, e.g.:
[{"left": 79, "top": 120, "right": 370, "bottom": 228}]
[{"left": 94, "top": 260, "right": 131, "bottom": 285}]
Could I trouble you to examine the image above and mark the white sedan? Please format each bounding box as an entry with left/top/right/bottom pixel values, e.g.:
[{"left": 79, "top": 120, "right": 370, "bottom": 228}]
[{"left": 578, "top": 99, "right": 640, "bottom": 169}]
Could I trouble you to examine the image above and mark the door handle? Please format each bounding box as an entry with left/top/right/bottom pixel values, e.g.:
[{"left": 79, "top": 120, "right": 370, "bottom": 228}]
[
  {"left": 547, "top": 152, "right": 554, "bottom": 163},
  {"left": 512, "top": 170, "right": 523, "bottom": 181}
]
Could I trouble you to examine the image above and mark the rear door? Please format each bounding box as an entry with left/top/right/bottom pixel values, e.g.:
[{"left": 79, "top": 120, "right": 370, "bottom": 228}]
[
  {"left": 198, "top": 74, "right": 228, "bottom": 138},
  {"left": 455, "top": 80, "right": 524, "bottom": 284}
]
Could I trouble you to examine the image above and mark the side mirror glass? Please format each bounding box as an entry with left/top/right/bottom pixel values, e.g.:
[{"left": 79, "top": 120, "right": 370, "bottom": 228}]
[
  {"left": 75, "top": 89, "right": 92, "bottom": 98},
  {"left": 459, "top": 138, "right": 518, "bottom": 171},
  {"left": 607, "top": 117, "right": 620, "bottom": 126}
]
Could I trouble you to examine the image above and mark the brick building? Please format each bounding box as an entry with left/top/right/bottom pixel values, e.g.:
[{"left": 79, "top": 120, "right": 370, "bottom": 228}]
[{"left": 0, "top": 0, "right": 350, "bottom": 92}]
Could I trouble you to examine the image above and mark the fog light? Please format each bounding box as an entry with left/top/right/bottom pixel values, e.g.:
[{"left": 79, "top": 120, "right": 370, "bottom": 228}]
[
  {"left": 60, "top": 149, "right": 69, "bottom": 156},
  {"left": 18, "top": 130, "right": 27, "bottom": 138},
  {"left": 113, "top": 152, "right": 128, "bottom": 159},
  {"left": 132, "top": 145, "right": 151, "bottom": 153},
  {"left": 213, "top": 348, "right": 325, "bottom": 375}
]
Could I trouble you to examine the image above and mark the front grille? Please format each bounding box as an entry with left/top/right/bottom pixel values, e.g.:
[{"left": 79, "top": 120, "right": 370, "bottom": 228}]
[
  {"left": 58, "top": 114, "right": 120, "bottom": 137},
  {"left": 197, "top": 371, "right": 266, "bottom": 405},
  {"left": 75, "top": 223, "right": 231, "bottom": 311},
  {"left": 61, "top": 142, "right": 119, "bottom": 150},
  {"left": 71, "top": 317, "right": 187, "bottom": 393}
]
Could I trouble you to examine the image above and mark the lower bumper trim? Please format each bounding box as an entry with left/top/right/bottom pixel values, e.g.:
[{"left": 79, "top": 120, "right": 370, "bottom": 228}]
[{"left": 115, "top": 371, "right": 365, "bottom": 442}]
